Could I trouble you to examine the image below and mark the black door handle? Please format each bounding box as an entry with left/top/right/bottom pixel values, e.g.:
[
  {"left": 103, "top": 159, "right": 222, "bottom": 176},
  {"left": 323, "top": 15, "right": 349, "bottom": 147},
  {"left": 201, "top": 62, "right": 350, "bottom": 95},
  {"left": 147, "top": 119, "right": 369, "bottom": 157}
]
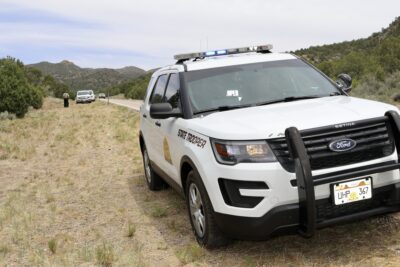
[
  {"left": 155, "top": 121, "right": 161, "bottom": 127},
  {"left": 142, "top": 114, "right": 147, "bottom": 118}
]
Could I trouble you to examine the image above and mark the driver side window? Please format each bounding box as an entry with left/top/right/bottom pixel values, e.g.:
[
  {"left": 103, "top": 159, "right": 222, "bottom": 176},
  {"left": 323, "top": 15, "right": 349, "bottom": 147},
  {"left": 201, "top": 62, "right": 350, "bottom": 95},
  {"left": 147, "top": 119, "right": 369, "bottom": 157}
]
[
  {"left": 150, "top": 74, "right": 168, "bottom": 104},
  {"left": 150, "top": 73, "right": 180, "bottom": 108},
  {"left": 164, "top": 73, "right": 180, "bottom": 109}
]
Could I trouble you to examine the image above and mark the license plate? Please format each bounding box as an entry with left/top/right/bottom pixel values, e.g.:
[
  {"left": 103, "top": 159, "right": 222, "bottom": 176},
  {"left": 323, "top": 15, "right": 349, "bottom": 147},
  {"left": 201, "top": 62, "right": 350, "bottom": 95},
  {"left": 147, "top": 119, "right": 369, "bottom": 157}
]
[{"left": 332, "top": 177, "right": 372, "bottom": 205}]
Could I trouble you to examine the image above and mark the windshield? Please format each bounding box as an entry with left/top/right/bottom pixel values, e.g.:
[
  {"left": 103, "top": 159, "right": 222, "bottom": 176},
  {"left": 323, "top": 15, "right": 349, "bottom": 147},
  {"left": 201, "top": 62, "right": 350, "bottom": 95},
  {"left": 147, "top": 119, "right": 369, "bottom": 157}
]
[
  {"left": 183, "top": 59, "right": 340, "bottom": 114},
  {"left": 77, "top": 91, "right": 90, "bottom": 96}
]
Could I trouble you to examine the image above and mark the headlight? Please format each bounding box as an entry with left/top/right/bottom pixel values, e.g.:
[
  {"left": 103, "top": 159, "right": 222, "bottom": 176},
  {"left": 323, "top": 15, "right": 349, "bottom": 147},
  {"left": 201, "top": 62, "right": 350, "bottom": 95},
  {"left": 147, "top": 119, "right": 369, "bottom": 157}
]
[{"left": 211, "top": 139, "right": 277, "bottom": 165}]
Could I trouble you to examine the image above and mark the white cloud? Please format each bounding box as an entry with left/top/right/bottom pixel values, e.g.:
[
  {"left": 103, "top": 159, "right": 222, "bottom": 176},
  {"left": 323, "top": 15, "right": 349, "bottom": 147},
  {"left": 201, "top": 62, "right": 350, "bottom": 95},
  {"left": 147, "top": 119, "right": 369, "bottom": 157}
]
[{"left": 1, "top": 0, "right": 399, "bottom": 69}]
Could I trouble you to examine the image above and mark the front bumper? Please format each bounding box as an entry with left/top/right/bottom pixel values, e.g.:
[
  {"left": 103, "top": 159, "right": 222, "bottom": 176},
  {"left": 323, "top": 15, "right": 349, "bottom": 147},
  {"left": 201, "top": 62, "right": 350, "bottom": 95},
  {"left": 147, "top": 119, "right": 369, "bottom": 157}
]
[
  {"left": 76, "top": 99, "right": 91, "bottom": 103},
  {"left": 214, "top": 182, "right": 400, "bottom": 240},
  {"left": 283, "top": 110, "right": 400, "bottom": 237}
]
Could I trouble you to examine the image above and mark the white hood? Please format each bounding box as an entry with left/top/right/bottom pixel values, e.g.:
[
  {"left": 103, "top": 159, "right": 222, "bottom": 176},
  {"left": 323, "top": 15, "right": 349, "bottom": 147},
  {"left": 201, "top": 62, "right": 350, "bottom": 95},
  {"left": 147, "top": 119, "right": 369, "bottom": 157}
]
[{"left": 188, "top": 96, "right": 399, "bottom": 140}]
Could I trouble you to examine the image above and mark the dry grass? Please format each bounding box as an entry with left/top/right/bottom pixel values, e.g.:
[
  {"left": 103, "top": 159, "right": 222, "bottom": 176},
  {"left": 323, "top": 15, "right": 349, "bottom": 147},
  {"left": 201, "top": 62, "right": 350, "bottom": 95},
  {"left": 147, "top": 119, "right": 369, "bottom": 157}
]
[
  {"left": 96, "top": 242, "right": 115, "bottom": 267},
  {"left": 0, "top": 98, "right": 175, "bottom": 266},
  {"left": 127, "top": 222, "right": 136, "bottom": 238},
  {"left": 176, "top": 242, "right": 205, "bottom": 264},
  {"left": 48, "top": 238, "right": 57, "bottom": 254},
  {"left": 1, "top": 98, "right": 399, "bottom": 266}
]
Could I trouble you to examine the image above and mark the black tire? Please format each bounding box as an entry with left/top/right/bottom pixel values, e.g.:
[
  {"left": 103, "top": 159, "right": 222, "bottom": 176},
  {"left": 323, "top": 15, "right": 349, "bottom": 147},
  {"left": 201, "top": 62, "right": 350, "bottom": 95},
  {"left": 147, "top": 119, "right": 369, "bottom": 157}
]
[
  {"left": 185, "top": 170, "right": 231, "bottom": 249},
  {"left": 142, "top": 146, "right": 165, "bottom": 190}
]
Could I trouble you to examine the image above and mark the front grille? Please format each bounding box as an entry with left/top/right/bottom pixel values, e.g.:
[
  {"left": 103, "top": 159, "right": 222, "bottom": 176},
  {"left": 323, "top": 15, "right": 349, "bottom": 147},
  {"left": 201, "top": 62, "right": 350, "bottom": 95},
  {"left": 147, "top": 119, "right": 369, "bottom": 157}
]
[{"left": 268, "top": 118, "right": 395, "bottom": 172}]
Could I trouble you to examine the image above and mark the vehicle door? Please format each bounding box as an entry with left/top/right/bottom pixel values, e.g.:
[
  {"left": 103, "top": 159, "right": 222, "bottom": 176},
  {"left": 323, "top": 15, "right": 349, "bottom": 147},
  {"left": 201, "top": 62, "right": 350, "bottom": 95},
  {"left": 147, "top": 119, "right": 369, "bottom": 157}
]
[
  {"left": 157, "top": 72, "right": 183, "bottom": 181},
  {"left": 142, "top": 73, "right": 169, "bottom": 166}
]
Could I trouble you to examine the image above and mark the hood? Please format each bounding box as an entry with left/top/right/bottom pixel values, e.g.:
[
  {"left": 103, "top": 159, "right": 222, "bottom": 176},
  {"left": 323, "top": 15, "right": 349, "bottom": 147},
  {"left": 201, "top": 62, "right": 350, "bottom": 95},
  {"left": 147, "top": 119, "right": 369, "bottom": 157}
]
[{"left": 188, "top": 96, "right": 399, "bottom": 140}]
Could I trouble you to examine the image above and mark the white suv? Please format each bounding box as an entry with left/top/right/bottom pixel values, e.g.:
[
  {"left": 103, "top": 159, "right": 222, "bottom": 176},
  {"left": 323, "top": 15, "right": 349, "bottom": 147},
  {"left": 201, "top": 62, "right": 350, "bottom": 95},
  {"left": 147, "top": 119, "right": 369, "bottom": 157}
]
[
  {"left": 76, "top": 90, "right": 93, "bottom": 104},
  {"left": 139, "top": 45, "right": 400, "bottom": 248}
]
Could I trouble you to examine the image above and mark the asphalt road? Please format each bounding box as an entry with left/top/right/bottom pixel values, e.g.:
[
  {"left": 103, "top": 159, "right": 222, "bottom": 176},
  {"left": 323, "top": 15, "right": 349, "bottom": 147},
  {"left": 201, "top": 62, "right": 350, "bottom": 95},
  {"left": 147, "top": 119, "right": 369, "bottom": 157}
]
[{"left": 99, "top": 98, "right": 143, "bottom": 111}]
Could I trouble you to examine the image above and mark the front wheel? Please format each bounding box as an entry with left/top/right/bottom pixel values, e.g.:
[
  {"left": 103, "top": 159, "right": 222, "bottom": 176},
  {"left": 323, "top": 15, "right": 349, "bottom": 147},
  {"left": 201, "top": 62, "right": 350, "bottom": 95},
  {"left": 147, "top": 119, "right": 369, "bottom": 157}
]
[{"left": 185, "top": 170, "right": 231, "bottom": 249}]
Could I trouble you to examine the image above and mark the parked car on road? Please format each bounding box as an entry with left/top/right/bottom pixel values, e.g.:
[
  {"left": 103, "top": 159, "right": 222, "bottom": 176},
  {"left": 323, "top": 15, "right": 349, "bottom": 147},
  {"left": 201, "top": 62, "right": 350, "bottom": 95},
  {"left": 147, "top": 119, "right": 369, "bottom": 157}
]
[
  {"left": 89, "top": 90, "right": 95, "bottom": 102},
  {"left": 98, "top": 93, "right": 106, "bottom": 99},
  {"left": 139, "top": 44, "right": 400, "bottom": 248},
  {"left": 76, "top": 90, "right": 93, "bottom": 104}
]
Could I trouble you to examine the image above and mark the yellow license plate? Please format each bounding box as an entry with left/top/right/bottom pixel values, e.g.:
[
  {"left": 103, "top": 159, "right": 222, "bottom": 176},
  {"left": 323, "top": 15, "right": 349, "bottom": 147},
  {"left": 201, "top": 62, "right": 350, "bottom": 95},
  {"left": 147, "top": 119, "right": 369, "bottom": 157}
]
[{"left": 333, "top": 177, "right": 372, "bottom": 205}]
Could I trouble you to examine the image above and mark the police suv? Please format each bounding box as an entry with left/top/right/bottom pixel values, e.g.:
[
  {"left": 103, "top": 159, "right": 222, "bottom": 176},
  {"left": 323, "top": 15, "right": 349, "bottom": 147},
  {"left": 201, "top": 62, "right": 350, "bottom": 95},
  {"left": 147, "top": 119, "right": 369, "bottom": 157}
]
[{"left": 139, "top": 44, "right": 400, "bottom": 248}]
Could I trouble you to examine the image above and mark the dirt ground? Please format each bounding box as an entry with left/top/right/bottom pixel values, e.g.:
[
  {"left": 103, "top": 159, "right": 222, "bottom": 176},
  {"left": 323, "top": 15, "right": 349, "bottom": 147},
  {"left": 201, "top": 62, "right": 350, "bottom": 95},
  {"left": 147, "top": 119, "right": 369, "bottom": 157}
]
[{"left": 1, "top": 98, "right": 400, "bottom": 266}]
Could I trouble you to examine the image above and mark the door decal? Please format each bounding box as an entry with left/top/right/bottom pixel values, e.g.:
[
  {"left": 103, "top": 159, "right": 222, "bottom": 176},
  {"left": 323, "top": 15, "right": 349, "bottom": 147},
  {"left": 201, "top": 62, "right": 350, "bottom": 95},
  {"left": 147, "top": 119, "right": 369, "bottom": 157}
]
[{"left": 163, "top": 137, "right": 172, "bottom": 164}]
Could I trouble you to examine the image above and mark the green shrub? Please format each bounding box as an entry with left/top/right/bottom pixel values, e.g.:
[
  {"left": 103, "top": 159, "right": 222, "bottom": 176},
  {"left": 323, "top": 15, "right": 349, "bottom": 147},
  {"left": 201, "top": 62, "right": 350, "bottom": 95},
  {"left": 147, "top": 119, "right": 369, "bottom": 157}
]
[
  {"left": 0, "top": 57, "right": 32, "bottom": 117},
  {"left": 0, "top": 57, "right": 67, "bottom": 117},
  {"left": 29, "top": 86, "right": 44, "bottom": 109},
  {"left": 351, "top": 71, "right": 400, "bottom": 102}
]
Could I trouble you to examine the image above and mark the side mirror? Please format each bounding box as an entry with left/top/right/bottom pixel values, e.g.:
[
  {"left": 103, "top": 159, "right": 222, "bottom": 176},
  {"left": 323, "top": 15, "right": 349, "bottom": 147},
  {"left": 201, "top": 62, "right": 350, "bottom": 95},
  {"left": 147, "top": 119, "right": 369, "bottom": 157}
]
[
  {"left": 336, "top": 73, "right": 352, "bottom": 93},
  {"left": 150, "top": 103, "right": 182, "bottom": 119}
]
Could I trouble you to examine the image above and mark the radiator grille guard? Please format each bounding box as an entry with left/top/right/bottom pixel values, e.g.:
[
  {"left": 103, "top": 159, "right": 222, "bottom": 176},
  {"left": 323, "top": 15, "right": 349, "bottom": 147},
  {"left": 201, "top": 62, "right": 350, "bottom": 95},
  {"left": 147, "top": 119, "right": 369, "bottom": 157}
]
[
  {"left": 268, "top": 118, "right": 395, "bottom": 172},
  {"left": 280, "top": 111, "right": 400, "bottom": 237}
]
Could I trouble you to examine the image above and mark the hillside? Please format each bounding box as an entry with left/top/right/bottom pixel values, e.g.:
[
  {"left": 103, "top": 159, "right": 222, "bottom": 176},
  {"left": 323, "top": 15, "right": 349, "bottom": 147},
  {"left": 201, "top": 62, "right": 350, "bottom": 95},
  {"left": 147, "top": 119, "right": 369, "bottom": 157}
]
[
  {"left": 29, "top": 60, "right": 146, "bottom": 92},
  {"left": 106, "top": 72, "right": 153, "bottom": 99},
  {"left": 295, "top": 17, "right": 400, "bottom": 66},
  {"left": 294, "top": 17, "right": 400, "bottom": 102}
]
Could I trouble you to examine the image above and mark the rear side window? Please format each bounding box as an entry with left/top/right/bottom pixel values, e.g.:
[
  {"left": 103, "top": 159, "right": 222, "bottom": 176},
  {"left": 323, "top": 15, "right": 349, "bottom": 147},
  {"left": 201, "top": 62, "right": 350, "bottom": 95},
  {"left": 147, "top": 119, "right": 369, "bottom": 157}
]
[
  {"left": 150, "top": 75, "right": 168, "bottom": 104},
  {"left": 164, "top": 73, "right": 180, "bottom": 108}
]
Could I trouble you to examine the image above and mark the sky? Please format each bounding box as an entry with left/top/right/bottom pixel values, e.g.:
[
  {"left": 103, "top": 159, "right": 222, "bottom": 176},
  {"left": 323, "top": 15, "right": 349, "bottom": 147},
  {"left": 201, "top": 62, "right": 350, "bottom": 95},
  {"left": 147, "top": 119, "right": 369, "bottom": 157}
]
[{"left": 0, "top": 0, "right": 399, "bottom": 70}]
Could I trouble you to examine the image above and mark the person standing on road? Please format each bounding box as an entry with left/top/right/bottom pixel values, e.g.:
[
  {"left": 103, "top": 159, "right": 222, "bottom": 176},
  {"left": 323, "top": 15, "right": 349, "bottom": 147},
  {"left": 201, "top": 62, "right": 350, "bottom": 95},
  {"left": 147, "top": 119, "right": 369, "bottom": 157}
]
[{"left": 63, "top": 92, "right": 70, "bottom": 108}]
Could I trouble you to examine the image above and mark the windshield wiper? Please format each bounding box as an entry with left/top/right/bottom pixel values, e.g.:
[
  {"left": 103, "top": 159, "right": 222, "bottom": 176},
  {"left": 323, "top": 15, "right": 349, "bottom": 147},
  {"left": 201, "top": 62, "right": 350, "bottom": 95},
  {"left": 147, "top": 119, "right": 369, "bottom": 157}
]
[
  {"left": 254, "top": 95, "right": 323, "bottom": 107},
  {"left": 194, "top": 103, "right": 252, "bottom": 115}
]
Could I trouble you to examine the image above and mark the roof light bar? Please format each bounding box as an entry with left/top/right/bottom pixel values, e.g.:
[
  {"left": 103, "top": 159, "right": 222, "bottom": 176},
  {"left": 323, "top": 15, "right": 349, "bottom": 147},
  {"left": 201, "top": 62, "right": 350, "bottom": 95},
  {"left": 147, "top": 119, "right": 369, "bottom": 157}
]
[{"left": 174, "top": 44, "right": 273, "bottom": 61}]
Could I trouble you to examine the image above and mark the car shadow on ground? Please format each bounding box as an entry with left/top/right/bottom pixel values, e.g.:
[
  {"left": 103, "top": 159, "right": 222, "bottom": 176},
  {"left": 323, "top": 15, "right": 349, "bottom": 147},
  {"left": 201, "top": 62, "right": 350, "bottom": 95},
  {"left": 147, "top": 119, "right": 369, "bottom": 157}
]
[{"left": 127, "top": 174, "right": 400, "bottom": 266}]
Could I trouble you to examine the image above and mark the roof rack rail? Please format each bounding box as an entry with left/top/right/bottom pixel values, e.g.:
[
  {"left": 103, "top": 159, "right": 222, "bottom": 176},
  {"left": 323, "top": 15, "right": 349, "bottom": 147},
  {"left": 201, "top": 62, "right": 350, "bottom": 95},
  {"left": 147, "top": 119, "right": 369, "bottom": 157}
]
[{"left": 174, "top": 44, "right": 273, "bottom": 63}]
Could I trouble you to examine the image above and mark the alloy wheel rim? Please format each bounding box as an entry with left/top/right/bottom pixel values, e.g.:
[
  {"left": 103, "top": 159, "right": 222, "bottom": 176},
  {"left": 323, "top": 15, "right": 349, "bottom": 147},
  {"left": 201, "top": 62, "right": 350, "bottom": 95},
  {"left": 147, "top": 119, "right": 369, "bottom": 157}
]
[{"left": 189, "top": 183, "right": 206, "bottom": 238}]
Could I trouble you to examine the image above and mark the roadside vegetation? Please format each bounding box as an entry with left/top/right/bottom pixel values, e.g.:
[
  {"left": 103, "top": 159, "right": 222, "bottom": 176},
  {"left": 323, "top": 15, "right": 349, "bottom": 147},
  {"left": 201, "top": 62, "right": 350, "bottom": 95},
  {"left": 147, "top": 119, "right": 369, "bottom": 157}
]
[
  {"left": 0, "top": 57, "right": 74, "bottom": 118},
  {"left": 295, "top": 17, "right": 400, "bottom": 103},
  {"left": 105, "top": 72, "right": 152, "bottom": 100},
  {"left": 0, "top": 57, "right": 44, "bottom": 118}
]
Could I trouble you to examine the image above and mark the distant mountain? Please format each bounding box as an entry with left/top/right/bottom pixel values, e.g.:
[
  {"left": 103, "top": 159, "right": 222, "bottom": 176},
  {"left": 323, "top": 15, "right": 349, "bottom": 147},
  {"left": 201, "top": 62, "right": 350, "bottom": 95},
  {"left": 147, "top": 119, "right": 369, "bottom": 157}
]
[
  {"left": 115, "top": 66, "right": 147, "bottom": 79},
  {"left": 28, "top": 60, "right": 146, "bottom": 92}
]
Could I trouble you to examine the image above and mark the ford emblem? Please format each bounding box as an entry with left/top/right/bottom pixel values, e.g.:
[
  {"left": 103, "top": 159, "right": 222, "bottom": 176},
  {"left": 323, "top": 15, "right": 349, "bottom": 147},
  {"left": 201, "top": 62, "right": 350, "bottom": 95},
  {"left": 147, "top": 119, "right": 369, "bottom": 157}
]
[{"left": 329, "top": 138, "right": 357, "bottom": 152}]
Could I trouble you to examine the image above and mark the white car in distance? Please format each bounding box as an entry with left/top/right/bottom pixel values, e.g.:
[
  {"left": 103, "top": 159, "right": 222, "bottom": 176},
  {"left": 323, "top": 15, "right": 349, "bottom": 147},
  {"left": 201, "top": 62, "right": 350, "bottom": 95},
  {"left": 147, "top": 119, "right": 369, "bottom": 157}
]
[{"left": 76, "top": 90, "right": 93, "bottom": 104}]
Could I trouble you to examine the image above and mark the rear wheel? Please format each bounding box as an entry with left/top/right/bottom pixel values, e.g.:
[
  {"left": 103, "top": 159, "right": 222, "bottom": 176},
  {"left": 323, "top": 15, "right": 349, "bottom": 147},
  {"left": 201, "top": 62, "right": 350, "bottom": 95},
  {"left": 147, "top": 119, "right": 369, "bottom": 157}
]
[
  {"left": 185, "top": 170, "right": 231, "bottom": 249},
  {"left": 142, "top": 146, "right": 164, "bottom": 190}
]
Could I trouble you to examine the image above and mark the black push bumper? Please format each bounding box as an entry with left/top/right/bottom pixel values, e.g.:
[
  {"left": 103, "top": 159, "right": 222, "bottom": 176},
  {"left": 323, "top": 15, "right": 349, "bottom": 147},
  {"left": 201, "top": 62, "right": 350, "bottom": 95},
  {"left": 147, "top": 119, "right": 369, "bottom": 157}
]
[
  {"left": 215, "top": 183, "right": 400, "bottom": 240},
  {"left": 215, "top": 111, "right": 400, "bottom": 240}
]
